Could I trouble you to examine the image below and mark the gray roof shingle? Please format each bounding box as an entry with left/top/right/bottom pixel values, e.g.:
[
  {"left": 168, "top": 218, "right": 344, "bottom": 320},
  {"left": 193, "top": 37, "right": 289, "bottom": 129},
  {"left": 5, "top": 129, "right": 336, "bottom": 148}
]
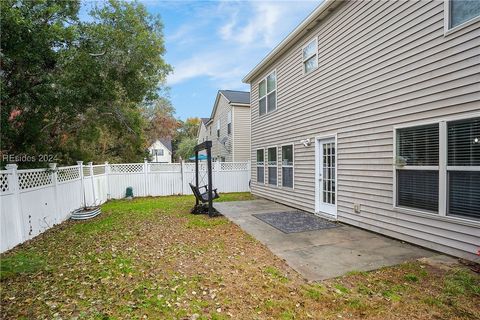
[{"left": 219, "top": 90, "right": 250, "bottom": 105}]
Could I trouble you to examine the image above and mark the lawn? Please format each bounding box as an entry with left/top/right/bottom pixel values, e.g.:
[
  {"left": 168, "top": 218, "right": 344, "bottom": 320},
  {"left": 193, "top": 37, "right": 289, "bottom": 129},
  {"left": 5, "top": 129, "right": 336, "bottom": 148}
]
[{"left": 1, "top": 194, "right": 479, "bottom": 319}]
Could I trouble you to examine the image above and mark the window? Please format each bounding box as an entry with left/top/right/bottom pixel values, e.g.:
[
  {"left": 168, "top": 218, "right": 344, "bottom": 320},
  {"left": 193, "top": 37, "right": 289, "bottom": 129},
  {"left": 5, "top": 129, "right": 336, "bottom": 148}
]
[
  {"left": 448, "top": 0, "right": 480, "bottom": 29},
  {"left": 216, "top": 120, "right": 220, "bottom": 138},
  {"left": 227, "top": 111, "right": 232, "bottom": 135},
  {"left": 303, "top": 38, "right": 318, "bottom": 74},
  {"left": 258, "top": 71, "right": 276, "bottom": 116},
  {"left": 447, "top": 118, "right": 480, "bottom": 219},
  {"left": 156, "top": 149, "right": 164, "bottom": 156},
  {"left": 256, "top": 149, "right": 264, "bottom": 184},
  {"left": 281, "top": 145, "right": 294, "bottom": 188},
  {"left": 396, "top": 124, "right": 439, "bottom": 212},
  {"left": 267, "top": 147, "right": 277, "bottom": 186},
  {"left": 395, "top": 117, "right": 480, "bottom": 220}
]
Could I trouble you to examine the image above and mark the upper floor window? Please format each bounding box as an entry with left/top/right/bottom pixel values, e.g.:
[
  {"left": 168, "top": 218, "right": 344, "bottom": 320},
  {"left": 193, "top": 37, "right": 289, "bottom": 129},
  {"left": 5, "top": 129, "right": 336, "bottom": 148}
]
[
  {"left": 303, "top": 38, "right": 318, "bottom": 74},
  {"left": 155, "top": 149, "right": 164, "bottom": 156},
  {"left": 258, "top": 71, "right": 276, "bottom": 116},
  {"left": 227, "top": 111, "right": 232, "bottom": 135},
  {"left": 216, "top": 120, "right": 220, "bottom": 137},
  {"left": 448, "top": 0, "right": 480, "bottom": 29}
]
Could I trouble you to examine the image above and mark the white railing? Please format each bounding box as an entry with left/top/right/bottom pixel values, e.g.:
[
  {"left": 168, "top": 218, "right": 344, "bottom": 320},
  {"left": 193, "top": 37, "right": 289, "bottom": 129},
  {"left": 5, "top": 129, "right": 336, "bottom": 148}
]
[{"left": 0, "top": 160, "right": 251, "bottom": 252}]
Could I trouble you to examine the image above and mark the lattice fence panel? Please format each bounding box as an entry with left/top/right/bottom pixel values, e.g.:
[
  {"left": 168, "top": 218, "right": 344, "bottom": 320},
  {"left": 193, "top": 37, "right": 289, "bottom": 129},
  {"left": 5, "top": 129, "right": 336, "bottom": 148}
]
[
  {"left": 93, "top": 165, "right": 106, "bottom": 175},
  {"left": 149, "top": 163, "right": 181, "bottom": 172},
  {"left": 183, "top": 163, "right": 208, "bottom": 173},
  {"left": 57, "top": 166, "right": 80, "bottom": 183},
  {"left": 0, "top": 173, "right": 9, "bottom": 193},
  {"left": 18, "top": 170, "right": 52, "bottom": 190},
  {"left": 221, "top": 162, "right": 248, "bottom": 171},
  {"left": 110, "top": 164, "right": 144, "bottom": 173}
]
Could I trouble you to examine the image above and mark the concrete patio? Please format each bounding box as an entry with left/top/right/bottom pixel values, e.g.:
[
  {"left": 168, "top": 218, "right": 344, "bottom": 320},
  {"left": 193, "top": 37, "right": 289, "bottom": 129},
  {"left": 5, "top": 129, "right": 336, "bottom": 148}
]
[{"left": 215, "top": 199, "right": 439, "bottom": 281}]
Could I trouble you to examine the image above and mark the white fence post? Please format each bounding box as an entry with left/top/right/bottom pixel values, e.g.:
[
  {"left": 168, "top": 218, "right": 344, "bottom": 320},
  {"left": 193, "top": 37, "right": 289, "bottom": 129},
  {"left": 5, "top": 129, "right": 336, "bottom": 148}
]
[
  {"left": 105, "top": 161, "right": 110, "bottom": 200},
  {"left": 88, "top": 162, "right": 95, "bottom": 206},
  {"left": 143, "top": 158, "right": 149, "bottom": 196},
  {"left": 48, "top": 163, "right": 60, "bottom": 220},
  {"left": 181, "top": 160, "right": 185, "bottom": 195},
  {"left": 5, "top": 163, "right": 24, "bottom": 243},
  {"left": 77, "top": 161, "right": 85, "bottom": 208}
]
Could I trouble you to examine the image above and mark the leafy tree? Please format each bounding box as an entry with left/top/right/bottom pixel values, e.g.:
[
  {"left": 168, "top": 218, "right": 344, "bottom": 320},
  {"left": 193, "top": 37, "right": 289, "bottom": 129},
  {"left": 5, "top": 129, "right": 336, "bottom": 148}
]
[
  {"left": 1, "top": 0, "right": 172, "bottom": 167},
  {"left": 172, "top": 117, "right": 200, "bottom": 161},
  {"left": 143, "top": 97, "right": 179, "bottom": 146},
  {"left": 176, "top": 136, "right": 197, "bottom": 161}
]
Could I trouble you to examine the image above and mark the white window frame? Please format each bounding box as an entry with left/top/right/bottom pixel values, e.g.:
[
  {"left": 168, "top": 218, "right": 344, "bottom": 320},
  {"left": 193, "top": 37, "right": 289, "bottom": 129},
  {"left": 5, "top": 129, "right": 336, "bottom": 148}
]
[
  {"left": 256, "top": 148, "right": 265, "bottom": 185},
  {"left": 267, "top": 146, "right": 278, "bottom": 187},
  {"left": 444, "top": 0, "right": 480, "bottom": 35},
  {"left": 393, "top": 112, "right": 480, "bottom": 225},
  {"left": 257, "top": 69, "right": 277, "bottom": 117},
  {"left": 280, "top": 143, "right": 294, "bottom": 189},
  {"left": 302, "top": 37, "right": 318, "bottom": 74}
]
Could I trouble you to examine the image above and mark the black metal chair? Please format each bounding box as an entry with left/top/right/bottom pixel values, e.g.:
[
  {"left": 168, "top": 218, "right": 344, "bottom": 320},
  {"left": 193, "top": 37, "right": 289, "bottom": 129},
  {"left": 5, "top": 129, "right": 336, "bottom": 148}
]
[{"left": 189, "top": 183, "right": 219, "bottom": 203}]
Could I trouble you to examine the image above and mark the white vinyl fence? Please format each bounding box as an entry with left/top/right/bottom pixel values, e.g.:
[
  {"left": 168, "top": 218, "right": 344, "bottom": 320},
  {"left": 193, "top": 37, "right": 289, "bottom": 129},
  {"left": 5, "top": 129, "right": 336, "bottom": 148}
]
[{"left": 0, "top": 161, "right": 250, "bottom": 252}]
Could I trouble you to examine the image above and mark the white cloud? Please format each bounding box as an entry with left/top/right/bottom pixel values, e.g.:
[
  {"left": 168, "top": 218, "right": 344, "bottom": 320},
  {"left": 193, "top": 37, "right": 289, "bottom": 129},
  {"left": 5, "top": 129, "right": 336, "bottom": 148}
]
[{"left": 166, "top": 1, "right": 320, "bottom": 88}]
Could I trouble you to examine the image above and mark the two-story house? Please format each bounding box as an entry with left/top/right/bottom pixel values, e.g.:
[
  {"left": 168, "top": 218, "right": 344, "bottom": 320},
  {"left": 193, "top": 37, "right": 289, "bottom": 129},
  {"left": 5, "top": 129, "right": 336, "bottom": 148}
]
[
  {"left": 198, "top": 90, "right": 251, "bottom": 162},
  {"left": 148, "top": 138, "right": 172, "bottom": 163},
  {"left": 243, "top": 0, "right": 479, "bottom": 261}
]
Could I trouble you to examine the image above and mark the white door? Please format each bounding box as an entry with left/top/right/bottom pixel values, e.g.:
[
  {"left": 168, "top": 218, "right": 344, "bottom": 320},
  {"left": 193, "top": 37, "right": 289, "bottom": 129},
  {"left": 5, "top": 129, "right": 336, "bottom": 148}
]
[{"left": 315, "top": 137, "right": 337, "bottom": 217}]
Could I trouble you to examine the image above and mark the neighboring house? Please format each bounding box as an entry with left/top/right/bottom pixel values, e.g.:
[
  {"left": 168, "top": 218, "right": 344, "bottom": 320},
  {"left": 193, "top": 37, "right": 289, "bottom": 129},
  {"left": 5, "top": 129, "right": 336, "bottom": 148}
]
[
  {"left": 199, "top": 90, "right": 251, "bottom": 162},
  {"left": 196, "top": 118, "right": 210, "bottom": 157},
  {"left": 243, "top": 0, "right": 480, "bottom": 261},
  {"left": 148, "top": 138, "right": 172, "bottom": 163}
]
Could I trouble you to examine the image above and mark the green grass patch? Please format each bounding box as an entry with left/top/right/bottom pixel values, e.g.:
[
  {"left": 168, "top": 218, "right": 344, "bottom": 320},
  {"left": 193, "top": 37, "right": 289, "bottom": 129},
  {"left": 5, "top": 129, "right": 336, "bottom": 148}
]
[
  {"left": 185, "top": 214, "right": 228, "bottom": 228},
  {"left": 443, "top": 269, "right": 480, "bottom": 297},
  {"left": 303, "top": 284, "right": 325, "bottom": 301},
  {"left": 265, "top": 266, "right": 289, "bottom": 283},
  {"left": 333, "top": 283, "right": 350, "bottom": 294},
  {"left": 0, "top": 252, "right": 46, "bottom": 280},
  {"left": 404, "top": 274, "right": 419, "bottom": 282}
]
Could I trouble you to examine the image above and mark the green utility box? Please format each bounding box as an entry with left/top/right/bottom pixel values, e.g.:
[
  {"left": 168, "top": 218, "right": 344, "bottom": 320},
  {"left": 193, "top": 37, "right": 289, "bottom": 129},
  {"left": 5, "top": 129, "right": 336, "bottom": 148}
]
[{"left": 126, "top": 187, "right": 133, "bottom": 199}]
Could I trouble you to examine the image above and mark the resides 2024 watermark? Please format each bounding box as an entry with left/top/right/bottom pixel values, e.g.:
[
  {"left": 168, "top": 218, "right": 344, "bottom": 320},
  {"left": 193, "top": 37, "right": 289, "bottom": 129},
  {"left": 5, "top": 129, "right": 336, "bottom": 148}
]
[{"left": 2, "top": 154, "right": 58, "bottom": 163}]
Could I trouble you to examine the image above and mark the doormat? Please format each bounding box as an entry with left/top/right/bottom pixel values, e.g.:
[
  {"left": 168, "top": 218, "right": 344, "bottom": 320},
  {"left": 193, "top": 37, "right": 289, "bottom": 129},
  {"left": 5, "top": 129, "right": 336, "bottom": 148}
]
[{"left": 253, "top": 211, "right": 340, "bottom": 234}]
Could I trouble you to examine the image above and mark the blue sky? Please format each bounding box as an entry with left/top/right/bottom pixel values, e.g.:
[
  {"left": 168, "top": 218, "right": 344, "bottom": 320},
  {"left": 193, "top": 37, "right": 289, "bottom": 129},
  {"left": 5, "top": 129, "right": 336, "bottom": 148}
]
[{"left": 84, "top": 1, "right": 321, "bottom": 120}]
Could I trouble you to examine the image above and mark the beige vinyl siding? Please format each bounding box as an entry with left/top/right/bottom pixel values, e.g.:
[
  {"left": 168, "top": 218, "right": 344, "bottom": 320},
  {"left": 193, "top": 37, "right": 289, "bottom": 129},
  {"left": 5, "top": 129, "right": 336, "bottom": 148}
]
[
  {"left": 232, "top": 106, "right": 251, "bottom": 161},
  {"left": 249, "top": 0, "right": 480, "bottom": 261},
  {"left": 210, "top": 94, "right": 233, "bottom": 162}
]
